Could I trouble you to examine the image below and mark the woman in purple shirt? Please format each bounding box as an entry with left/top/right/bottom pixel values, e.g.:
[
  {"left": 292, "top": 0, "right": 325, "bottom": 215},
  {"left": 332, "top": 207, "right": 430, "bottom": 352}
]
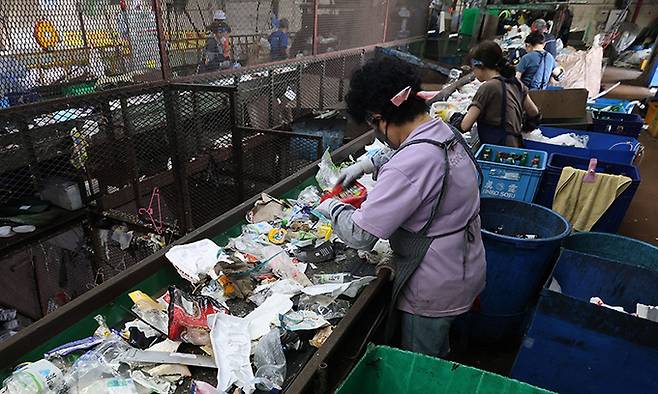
[{"left": 317, "top": 57, "right": 486, "bottom": 358}]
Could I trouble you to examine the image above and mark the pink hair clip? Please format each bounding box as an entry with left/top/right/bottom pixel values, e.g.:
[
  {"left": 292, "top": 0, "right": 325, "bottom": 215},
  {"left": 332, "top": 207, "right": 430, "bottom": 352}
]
[{"left": 390, "top": 86, "right": 441, "bottom": 107}]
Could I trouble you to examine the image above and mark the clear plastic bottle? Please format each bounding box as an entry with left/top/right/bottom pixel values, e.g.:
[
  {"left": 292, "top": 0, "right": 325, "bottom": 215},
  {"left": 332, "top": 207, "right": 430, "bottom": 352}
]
[{"left": 2, "top": 359, "right": 64, "bottom": 394}]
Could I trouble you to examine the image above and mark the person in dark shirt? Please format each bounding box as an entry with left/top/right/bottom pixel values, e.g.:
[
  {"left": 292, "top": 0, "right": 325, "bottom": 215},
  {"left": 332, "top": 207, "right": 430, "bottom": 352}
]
[
  {"left": 532, "top": 19, "right": 557, "bottom": 59},
  {"left": 269, "top": 18, "right": 289, "bottom": 61},
  {"left": 455, "top": 41, "right": 541, "bottom": 147}
]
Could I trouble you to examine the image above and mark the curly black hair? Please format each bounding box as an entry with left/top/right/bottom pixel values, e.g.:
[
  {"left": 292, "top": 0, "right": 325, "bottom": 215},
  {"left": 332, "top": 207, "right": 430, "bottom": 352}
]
[{"left": 345, "top": 57, "right": 427, "bottom": 125}]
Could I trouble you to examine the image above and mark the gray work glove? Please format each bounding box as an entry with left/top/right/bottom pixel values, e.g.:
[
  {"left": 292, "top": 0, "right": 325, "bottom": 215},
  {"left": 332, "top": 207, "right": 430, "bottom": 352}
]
[
  {"left": 315, "top": 198, "right": 345, "bottom": 221},
  {"left": 335, "top": 158, "right": 375, "bottom": 188}
]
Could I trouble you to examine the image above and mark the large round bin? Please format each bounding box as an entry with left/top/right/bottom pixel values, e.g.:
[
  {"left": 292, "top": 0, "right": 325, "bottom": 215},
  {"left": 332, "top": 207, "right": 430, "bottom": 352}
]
[
  {"left": 563, "top": 232, "right": 658, "bottom": 271},
  {"left": 462, "top": 198, "right": 571, "bottom": 342}
]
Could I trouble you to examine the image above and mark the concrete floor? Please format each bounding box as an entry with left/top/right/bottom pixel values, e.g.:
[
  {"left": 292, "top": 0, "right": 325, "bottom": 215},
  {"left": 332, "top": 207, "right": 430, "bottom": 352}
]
[{"left": 619, "top": 133, "right": 658, "bottom": 246}]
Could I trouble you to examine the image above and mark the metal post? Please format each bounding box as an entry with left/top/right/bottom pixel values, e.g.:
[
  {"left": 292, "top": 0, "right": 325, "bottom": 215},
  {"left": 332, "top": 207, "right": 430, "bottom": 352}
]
[
  {"left": 17, "top": 118, "right": 41, "bottom": 193},
  {"left": 164, "top": 89, "right": 194, "bottom": 231},
  {"left": 119, "top": 98, "right": 144, "bottom": 211},
  {"left": 296, "top": 64, "right": 302, "bottom": 111},
  {"left": 268, "top": 72, "right": 275, "bottom": 128},
  {"left": 230, "top": 96, "right": 244, "bottom": 203},
  {"left": 191, "top": 91, "right": 203, "bottom": 153},
  {"left": 338, "top": 55, "right": 346, "bottom": 102},
  {"left": 312, "top": 0, "right": 319, "bottom": 55},
  {"left": 319, "top": 59, "right": 326, "bottom": 110},
  {"left": 77, "top": 4, "right": 89, "bottom": 49},
  {"left": 382, "top": 0, "right": 391, "bottom": 42},
  {"left": 152, "top": 0, "right": 172, "bottom": 80}
]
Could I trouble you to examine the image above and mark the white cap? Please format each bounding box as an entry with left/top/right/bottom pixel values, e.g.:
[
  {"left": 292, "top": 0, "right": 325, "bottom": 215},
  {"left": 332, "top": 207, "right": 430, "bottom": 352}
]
[{"left": 214, "top": 10, "right": 226, "bottom": 20}]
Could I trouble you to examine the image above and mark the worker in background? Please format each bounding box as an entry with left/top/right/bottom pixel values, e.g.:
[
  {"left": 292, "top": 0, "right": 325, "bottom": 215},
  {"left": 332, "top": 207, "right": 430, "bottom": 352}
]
[
  {"left": 201, "top": 10, "right": 231, "bottom": 72},
  {"left": 316, "top": 57, "right": 486, "bottom": 359},
  {"left": 531, "top": 19, "right": 557, "bottom": 58},
  {"left": 452, "top": 41, "right": 541, "bottom": 147},
  {"left": 269, "top": 18, "right": 290, "bottom": 61},
  {"left": 517, "top": 32, "right": 563, "bottom": 90}
]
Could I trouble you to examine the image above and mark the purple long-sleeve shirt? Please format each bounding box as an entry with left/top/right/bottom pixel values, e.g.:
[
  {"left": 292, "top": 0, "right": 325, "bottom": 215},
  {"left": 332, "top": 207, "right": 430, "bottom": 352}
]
[{"left": 348, "top": 118, "right": 486, "bottom": 317}]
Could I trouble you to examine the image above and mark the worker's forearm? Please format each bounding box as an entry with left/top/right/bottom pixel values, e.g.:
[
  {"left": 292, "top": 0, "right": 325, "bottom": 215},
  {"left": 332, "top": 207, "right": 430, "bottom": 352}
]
[{"left": 331, "top": 204, "right": 379, "bottom": 250}]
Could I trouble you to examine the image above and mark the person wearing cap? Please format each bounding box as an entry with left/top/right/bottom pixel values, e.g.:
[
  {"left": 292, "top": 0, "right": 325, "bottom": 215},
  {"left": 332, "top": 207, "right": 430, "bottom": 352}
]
[
  {"left": 269, "top": 18, "right": 290, "bottom": 61},
  {"left": 454, "top": 41, "right": 541, "bottom": 147},
  {"left": 200, "top": 10, "right": 232, "bottom": 72},
  {"left": 316, "top": 56, "right": 486, "bottom": 358},
  {"left": 531, "top": 18, "right": 557, "bottom": 58},
  {"left": 517, "top": 32, "right": 563, "bottom": 90}
]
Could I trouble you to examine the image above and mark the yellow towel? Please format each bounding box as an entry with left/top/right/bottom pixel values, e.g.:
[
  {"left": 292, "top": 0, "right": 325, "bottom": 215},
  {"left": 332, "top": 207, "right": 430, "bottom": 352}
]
[{"left": 552, "top": 166, "right": 632, "bottom": 232}]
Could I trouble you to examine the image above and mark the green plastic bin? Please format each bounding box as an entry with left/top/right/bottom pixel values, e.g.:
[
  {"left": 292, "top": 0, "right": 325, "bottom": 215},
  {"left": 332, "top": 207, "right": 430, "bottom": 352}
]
[{"left": 336, "top": 345, "right": 554, "bottom": 394}]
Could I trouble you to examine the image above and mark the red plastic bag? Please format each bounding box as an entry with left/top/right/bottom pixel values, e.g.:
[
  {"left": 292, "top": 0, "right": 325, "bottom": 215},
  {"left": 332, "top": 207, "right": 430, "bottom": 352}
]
[{"left": 165, "top": 286, "right": 228, "bottom": 345}]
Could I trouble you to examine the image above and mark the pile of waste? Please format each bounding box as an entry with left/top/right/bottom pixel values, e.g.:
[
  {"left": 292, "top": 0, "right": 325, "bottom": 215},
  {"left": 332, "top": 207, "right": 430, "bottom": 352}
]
[
  {"left": 522, "top": 129, "right": 589, "bottom": 148},
  {"left": 0, "top": 153, "right": 384, "bottom": 394}
]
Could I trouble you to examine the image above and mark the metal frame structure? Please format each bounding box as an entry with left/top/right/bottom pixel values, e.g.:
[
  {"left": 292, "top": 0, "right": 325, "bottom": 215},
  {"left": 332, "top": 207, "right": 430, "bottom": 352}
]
[
  {"left": 0, "top": 67, "right": 468, "bottom": 391},
  {"left": 0, "top": 132, "right": 388, "bottom": 392}
]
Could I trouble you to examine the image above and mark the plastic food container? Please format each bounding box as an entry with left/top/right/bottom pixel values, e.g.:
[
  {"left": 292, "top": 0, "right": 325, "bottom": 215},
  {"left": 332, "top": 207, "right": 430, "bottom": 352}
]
[{"left": 320, "top": 182, "right": 367, "bottom": 208}]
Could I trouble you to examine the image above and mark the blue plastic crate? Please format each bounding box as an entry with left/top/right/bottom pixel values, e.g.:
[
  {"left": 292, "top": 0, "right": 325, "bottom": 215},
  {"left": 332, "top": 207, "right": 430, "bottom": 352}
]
[
  {"left": 476, "top": 144, "right": 547, "bottom": 202},
  {"left": 534, "top": 153, "right": 640, "bottom": 232},
  {"left": 591, "top": 111, "right": 644, "bottom": 138},
  {"left": 512, "top": 248, "right": 658, "bottom": 394},
  {"left": 524, "top": 127, "right": 640, "bottom": 165},
  {"left": 586, "top": 98, "right": 635, "bottom": 113}
]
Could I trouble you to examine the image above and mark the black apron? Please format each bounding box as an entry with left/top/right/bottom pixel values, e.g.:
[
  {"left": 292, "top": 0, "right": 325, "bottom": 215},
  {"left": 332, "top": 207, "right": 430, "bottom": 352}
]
[
  {"left": 384, "top": 127, "right": 482, "bottom": 340},
  {"left": 476, "top": 76, "right": 524, "bottom": 147}
]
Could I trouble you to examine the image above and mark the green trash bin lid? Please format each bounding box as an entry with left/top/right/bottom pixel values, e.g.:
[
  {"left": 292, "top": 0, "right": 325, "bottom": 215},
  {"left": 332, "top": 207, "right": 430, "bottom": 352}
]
[{"left": 336, "top": 345, "right": 554, "bottom": 394}]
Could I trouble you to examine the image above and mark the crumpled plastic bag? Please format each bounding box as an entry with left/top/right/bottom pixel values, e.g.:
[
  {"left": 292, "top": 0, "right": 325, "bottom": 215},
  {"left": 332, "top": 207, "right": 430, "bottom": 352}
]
[
  {"left": 208, "top": 313, "right": 255, "bottom": 394},
  {"left": 63, "top": 335, "right": 133, "bottom": 391},
  {"left": 249, "top": 279, "right": 304, "bottom": 306},
  {"left": 165, "top": 239, "right": 221, "bottom": 284},
  {"left": 280, "top": 310, "right": 330, "bottom": 331},
  {"left": 298, "top": 298, "right": 350, "bottom": 320},
  {"left": 166, "top": 286, "right": 228, "bottom": 346},
  {"left": 523, "top": 129, "right": 589, "bottom": 148},
  {"left": 297, "top": 186, "right": 322, "bottom": 206},
  {"left": 315, "top": 149, "right": 340, "bottom": 190},
  {"left": 253, "top": 329, "right": 287, "bottom": 392},
  {"left": 263, "top": 245, "right": 312, "bottom": 286}
]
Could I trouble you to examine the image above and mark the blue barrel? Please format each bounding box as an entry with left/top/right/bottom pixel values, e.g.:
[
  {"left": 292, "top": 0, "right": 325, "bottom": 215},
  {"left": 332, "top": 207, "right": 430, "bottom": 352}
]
[
  {"left": 562, "top": 232, "right": 658, "bottom": 271},
  {"left": 463, "top": 198, "right": 571, "bottom": 342}
]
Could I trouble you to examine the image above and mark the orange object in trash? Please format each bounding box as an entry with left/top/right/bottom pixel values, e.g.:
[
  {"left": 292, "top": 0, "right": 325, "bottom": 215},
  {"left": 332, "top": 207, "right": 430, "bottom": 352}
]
[{"left": 320, "top": 182, "right": 367, "bottom": 208}]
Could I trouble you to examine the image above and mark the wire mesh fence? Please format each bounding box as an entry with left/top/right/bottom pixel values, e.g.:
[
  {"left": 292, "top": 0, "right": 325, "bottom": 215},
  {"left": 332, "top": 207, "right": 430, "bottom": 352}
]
[
  {"left": 0, "top": 0, "right": 430, "bottom": 106},
  {"left": 0, "top": 0, "right": 428, "bottom": 331},
  {"left": 0, "top": 80, "right": 334, "bottom": 329}
]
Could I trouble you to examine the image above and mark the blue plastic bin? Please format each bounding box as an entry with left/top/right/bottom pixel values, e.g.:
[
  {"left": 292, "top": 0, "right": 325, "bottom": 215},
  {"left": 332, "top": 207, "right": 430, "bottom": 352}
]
[
  {"left": 524, "top": 127, "right": 640, "bottom": 165},
  {"left": 586, "top": 98, "right": 635, "bottom": 113},
  {"left": 290, "top": 116, "right": 345, "bottom": 160},
  {"left": 512, "top": 249, "right": 658, "bottom": 394},
  {"left": 562, "top": 232, "right": 658, "bottom": 271},
  {"left": 458, "top": 198, "right": 571, "bottom": 342},
  {"left": 476, "top": 144, "right": 547, "bottom": 202},
  {"left": 534, "top": 153, "right": 641, "bottom": 232},
  {"left": 591, "top": 111, "right": 644, "bottom": 138}
]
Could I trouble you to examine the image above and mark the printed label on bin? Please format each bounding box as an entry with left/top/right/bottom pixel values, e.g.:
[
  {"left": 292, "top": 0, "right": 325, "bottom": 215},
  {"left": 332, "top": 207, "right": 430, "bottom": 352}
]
[
  {"left": 482, "top": 179, "right": 520, "bottom": 199},
  {"left": 487, "top": 168, "right": 520, "bottom": 181}
]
